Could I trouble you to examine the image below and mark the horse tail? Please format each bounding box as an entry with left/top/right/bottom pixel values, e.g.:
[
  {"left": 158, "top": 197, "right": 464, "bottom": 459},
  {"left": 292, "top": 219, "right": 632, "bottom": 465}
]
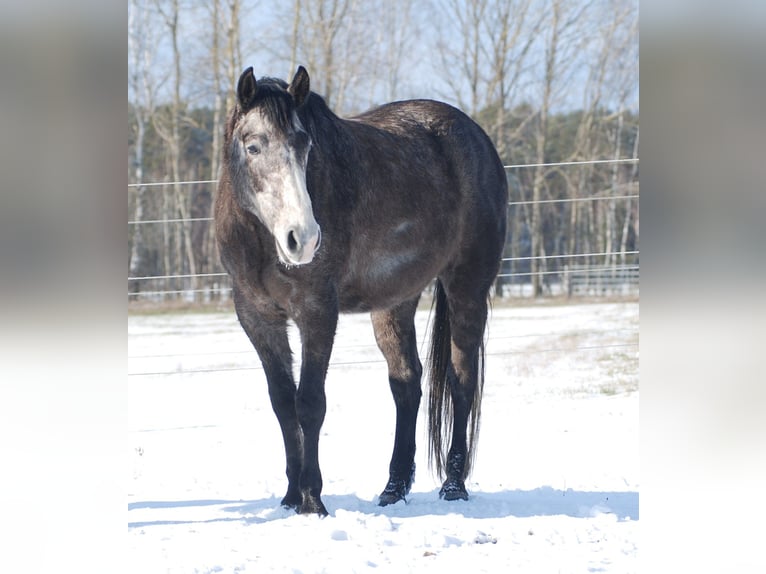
[
  {"left": 426, "top": 279, "right": 486, "bottom": 481},
  {"left": 426, "top": 279, "right": 451, "bottom": 480}
]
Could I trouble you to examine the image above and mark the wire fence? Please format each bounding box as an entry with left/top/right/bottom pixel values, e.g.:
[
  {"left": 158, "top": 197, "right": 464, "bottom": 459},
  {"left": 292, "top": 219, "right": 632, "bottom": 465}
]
[
  {"left": 129, "top": 343, "right": 638, "bottom": 377},
  {"left": 128, "top": 157, "right": 639, "bottom": 301},
  {"left": 126, "top": 158, "right": 639, "bottom": 188},
  {"left": 129, "top": 315, "right": 638, "bottom": 378},
  {"left": 128, "top": 158, "right": 638, "bottom": 378}
]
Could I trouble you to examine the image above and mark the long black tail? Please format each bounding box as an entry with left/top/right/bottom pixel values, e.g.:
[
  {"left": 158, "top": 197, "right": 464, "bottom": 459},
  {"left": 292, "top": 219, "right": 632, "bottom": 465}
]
[{"left": 426, "top": 280, "right": 485, "bottom": 480}]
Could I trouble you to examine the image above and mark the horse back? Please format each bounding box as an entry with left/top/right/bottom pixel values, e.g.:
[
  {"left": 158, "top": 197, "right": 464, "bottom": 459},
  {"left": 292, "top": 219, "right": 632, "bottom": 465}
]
[{"left": 320, "top": 100, "right": 507, "bottom": 311}]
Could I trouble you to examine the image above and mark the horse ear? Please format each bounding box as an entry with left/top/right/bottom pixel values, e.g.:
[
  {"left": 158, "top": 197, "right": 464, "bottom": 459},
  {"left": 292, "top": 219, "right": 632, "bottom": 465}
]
[
  {"left": 237, "top": 67, "right": 258, "bottom": 110},
  {"left": 288, "top": 66, "right": 310, "bottom": 107}
]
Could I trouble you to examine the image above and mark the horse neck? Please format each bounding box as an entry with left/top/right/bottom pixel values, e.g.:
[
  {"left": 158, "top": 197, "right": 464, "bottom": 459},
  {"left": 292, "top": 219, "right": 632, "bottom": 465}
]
[
  {"left": 214, "top": 172, "right": 270, "bottom": 262},
  {"left": 300, "top": 97, "right": 356, "bottom": 160}
]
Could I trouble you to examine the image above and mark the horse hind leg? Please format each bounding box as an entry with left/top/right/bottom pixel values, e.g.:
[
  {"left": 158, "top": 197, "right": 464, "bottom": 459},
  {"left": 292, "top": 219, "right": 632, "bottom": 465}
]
[
  {"left": 433, "top": 281, "right": 489, "bottom": 501},
  {"left": 371, "top": 297, "right": 423, "bottom": 506}
]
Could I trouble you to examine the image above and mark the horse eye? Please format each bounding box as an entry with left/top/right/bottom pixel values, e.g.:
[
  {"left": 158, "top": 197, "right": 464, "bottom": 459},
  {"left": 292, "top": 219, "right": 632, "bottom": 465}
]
[{"left": 247, "top": 144, "right": 260, "bottom": 155}]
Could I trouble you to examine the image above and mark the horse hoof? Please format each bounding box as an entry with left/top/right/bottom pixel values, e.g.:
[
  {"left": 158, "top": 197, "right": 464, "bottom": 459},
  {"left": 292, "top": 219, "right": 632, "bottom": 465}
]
[
  {"left": 378, "top": 490, "right": 406, "bottom": 507},
  {"left": 439, "top": 479, "right": 469, "bottom": 501},
  {"left": 378, "top": 474, "right": 413, "bottom": 507},
  {"left": 298, "top": 495, "right": 328, "bottom": 516},
  {"left": 280, "top": 491, "right": 302, "bottom": 510},
  {"left": 298, "top": 504, "right": 328, "bottom": 516},
  {"left": 441, "top": 489, "right": 469, "bottom": 501}
]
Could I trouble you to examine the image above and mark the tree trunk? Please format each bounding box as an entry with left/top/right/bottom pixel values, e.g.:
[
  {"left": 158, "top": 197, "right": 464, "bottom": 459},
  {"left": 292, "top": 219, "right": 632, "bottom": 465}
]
[
  {"left": 605, "top": 109, "right": 623, "bottom": 271},
  {"left": 129, "top": 117, "right": 146, "bottom": 291},
  {"left": 154, "top": 0, "right": 198, "bottom": 301},
  {"left": 225, "top": 0, "right": 242, "bottom": 113},
  {"left": 619, "top": 126, "right": 639, "bottom": 266},
  {"left": 206, "top": 0, "right": 223, "bottom": 298},
  {"left": 289, "top": 0, "right": 301, "bottom": 74},
  {"left": 129, "top": 0, "right": 153, "bottom": 295},
  {"left": 530, "top": 2, "right": 560, "bottom": 297}
]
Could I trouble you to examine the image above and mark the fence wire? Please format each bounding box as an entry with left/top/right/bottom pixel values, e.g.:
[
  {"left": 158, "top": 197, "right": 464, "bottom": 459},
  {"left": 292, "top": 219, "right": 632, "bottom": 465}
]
[
  {"left": 128, "top": 157, "right": 639, "bottom": 298},
  {"left": 126, "top": 157, "right": 639, "bottom": 188},
  {"left": 128, "top": 252, "right": 639, "bottom": 286},
  {"left": 128, "top": 342, "right": 638, "bottom": 377}
]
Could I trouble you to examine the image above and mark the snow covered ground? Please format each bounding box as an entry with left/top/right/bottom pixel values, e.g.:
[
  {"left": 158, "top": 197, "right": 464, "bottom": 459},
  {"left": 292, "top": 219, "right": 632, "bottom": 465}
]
[{"left": 128, "top": 299, "right": 638, "bottom": 573}]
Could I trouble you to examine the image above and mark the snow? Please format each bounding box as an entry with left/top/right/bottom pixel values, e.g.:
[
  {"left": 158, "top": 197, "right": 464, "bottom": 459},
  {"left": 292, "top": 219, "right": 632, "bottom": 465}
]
[{"left": 129, "top": 300, "right": 638, "bottom": 573}]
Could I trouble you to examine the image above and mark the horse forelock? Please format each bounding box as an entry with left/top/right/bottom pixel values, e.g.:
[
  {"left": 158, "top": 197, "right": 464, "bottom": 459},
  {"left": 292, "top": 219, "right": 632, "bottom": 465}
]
[
  {"left": 224, "top": 79, "right": 295, "bottom": 171},
  {"left": 238, "top": 79, "right": 294, "bottom": 133}
]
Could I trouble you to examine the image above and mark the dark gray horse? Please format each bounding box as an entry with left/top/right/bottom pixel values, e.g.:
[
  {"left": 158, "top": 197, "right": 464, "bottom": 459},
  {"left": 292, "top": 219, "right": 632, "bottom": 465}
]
[{"left": 215, "top": 66, "right": 507, "bottom": 515}]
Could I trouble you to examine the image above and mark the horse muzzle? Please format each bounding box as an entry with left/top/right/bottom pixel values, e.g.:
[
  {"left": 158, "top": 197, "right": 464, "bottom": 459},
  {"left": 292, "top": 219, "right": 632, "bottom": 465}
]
[{"left": 276, "top": 223, "right": 322, "bottom": 266}]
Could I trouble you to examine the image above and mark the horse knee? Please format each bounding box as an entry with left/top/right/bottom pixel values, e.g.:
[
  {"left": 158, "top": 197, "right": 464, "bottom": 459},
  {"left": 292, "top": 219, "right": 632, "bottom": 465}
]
[
  {"left": 296, "top": 385, "right": 326, "bottom": 430},
  {"left": 267, "top": 378, "right": 296, "bottom": 411},
  {"left": 389, "top": 366, "right": 422, "bottom": 406}
]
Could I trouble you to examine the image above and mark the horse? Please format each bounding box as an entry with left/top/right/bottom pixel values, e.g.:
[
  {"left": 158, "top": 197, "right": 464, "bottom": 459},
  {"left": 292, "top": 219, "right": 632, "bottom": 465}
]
[{"left": 215, "top": 66, "right": 508, "bottom": 515}]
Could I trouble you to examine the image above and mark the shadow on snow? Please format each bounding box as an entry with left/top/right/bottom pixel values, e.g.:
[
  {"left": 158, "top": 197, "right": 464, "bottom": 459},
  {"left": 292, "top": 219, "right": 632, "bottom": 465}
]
[{"left": 128, "top": 487, "right": 637, "bottom": 529}]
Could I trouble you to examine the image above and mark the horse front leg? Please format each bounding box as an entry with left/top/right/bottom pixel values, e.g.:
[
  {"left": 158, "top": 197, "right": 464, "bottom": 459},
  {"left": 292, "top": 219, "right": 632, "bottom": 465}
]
[
  {"left": 233, "top": 291, "right": 302, "bottom": 509},
  {"left": 264, "top": 356, "right": 303, "bottom": 510},
  {"left": 294, "top": 302, "right": 338, "bottom": 515}
]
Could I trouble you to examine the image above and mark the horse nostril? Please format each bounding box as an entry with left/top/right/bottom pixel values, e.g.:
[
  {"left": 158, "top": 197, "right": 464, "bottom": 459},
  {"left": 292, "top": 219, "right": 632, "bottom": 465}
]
[{"left": 287, "top": 230, "right": 299, "bottom": 253}]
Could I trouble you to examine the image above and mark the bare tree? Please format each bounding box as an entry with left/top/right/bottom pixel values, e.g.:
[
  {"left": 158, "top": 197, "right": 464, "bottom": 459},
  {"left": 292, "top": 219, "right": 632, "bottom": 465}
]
[
  {"left": 529, "top": 1, "right": 559, "bottom": 296},
  {"left": 483, "top": 0, "right": 543, "bottom": 159},
  {"left": 435, "top": 0, "right": 542, "bottom": 120},
  {"left": 279, "top": 0, "right": 422, "bottom": 110},
  {"left": 289, "top": 0, "right": 352, "bottom": 108},
  {"left": 289, "top": 0, "right": 302, "bottom": 74},
  {"left": 528, "top": 0, "right": 592, "bottom": 296},
  {"left": 284, "top": 0, "right": 399, "bottom": 113},
  {"left": 374, "top": 0, "right": 418, "bottom": 102},
  {"left": 605, "top": 2, "right": 639, "bottom": 270},
  {"left": 153, "top": 0, "right": 198, "bottom": 298},
  {"left": 436, "top": 0, "right": 487, "bottom": 115},
  {"left": 620, "top": 125, "right": 639, "bottom": 267},
  {"left": 128, "top": 0, "right": 155, "bottom": 288},
  {"left": 195, "top": 0, "right": 228, "bottom": 294},
  {"left": 224, "top": 0, "right": 243, "bottom": 113},
  {"left": 209, "top": 0, "right": 223, "bottom": 275},
  {"left": 553, "top": 0, "right": 636, "bottom": 280},
  {"left": 127, "top": 0, "right": 638, "bottom": 304}
]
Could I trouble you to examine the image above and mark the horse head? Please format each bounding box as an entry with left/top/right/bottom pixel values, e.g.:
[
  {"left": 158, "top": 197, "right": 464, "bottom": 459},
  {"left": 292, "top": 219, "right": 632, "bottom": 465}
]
[{"left": 229, "top": 66, "right": 321, "bottom": 266}]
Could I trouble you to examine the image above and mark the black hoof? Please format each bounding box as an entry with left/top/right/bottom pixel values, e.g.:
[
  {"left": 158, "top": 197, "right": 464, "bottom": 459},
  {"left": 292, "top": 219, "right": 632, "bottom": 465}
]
[
  {"left": 280, "top": 490, "right": 302, "bottom": 511},
  {"left": 298, "top": 493, "right": 328, "bottom": 516},
  {"left": 378, "top": 464, "right": 415, "bottom": 507},
  {"left": 378, "top": 482, "right": 407, "bottom": 507},
  {"left": 439, "top": 478, "right": 469, "bottom": 501}
]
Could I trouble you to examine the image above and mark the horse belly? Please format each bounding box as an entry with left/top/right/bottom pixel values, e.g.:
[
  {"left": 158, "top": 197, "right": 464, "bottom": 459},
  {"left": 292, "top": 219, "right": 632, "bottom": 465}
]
[{"left": 338, "top": 241, "right": 445, "bottom": 312}]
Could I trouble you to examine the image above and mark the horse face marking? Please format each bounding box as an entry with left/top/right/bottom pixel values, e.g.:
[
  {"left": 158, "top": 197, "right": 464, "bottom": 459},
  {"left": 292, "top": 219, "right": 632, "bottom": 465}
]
[{"left": 233, "top": 108, "right": 320, "bottom": 266}]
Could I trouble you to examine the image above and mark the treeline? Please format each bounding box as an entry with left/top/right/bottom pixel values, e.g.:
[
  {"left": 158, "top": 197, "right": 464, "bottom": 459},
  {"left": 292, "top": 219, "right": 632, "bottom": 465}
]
[
  {"left": 497, "top": 106, "right": 639, "bottom": 295},
  {"left": 128, "top": 0, "right": 638, "bottom": 301}
]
